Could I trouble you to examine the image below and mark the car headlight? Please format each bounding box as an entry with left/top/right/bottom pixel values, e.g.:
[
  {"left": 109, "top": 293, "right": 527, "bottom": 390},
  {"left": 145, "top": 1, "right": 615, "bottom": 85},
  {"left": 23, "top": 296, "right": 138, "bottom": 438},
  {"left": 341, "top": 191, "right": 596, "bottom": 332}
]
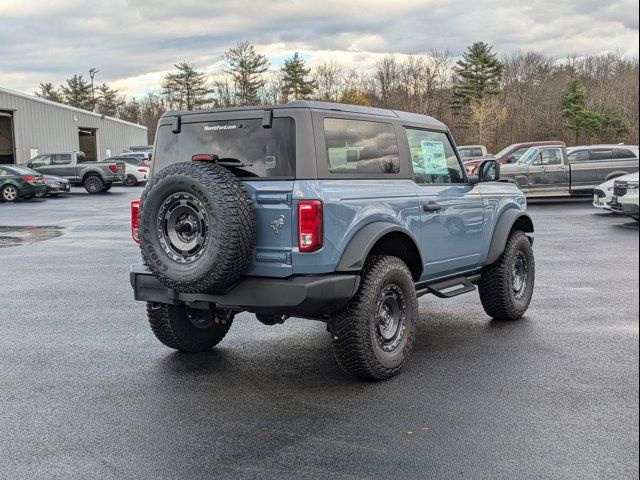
[{"left": 628, "top": 184, "right": 639, "bottom": 192}]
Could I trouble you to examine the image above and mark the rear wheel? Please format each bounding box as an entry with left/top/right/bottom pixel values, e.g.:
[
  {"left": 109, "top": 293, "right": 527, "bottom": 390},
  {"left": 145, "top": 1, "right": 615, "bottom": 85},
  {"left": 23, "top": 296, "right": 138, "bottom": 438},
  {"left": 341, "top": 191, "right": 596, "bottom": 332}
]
[
  {"left": 124, "top": 175, "right": 138, "bottom": 187},
  {"left": 146, "top": 303, "right": 234, "bottom": 352},
  {"left": 328, "top": 255, "right": 417, "bottom": 380},
  {"left": 84, "top": 175, "right": 103, "bottom": 194},
  {"left": 479, "top": 230, "right": 535, "bottom": 320},
  {"left": 1, "top": 185, "right": 19, "bottom": 202}
]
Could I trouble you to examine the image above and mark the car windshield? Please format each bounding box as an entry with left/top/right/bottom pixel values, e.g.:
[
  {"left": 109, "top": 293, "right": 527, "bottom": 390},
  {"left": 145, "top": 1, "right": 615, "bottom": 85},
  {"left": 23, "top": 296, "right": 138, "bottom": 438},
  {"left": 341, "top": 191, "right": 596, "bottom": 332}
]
[
  {"left": 494, "top": 144, "right": 516, "bottom": 158},
  {"left": 518, "top": 147, "right": 541, "bottom": 165}
]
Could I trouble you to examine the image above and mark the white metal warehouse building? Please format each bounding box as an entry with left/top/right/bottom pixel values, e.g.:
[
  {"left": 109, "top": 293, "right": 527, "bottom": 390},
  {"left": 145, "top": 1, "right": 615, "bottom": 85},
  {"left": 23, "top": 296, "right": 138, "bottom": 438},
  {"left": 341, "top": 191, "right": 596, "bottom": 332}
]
[{"left": 0, "top": 86, "right": 147, "bottom": 165}]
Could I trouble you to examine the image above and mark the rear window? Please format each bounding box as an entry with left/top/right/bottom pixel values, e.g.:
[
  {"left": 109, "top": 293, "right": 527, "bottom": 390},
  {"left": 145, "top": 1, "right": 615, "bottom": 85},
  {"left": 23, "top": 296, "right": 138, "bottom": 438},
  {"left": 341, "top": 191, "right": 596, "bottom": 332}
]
[
  {"left": 153, "top": 118, "right": 295, "bottom": 178},
  {"left": 324, "top": 118, "right": 400, "bottom": 174}
]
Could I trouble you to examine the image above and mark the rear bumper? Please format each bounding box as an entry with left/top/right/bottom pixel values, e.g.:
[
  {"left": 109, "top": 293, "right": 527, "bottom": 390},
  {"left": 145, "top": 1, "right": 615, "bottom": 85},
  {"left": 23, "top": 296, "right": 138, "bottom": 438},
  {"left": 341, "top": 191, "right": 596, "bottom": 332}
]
[
  {"left": 20, "top": 184, "right": 47, "bottom": 197},
  {"left": 129, "top": 263, "right": 360, "bottom": 316}
]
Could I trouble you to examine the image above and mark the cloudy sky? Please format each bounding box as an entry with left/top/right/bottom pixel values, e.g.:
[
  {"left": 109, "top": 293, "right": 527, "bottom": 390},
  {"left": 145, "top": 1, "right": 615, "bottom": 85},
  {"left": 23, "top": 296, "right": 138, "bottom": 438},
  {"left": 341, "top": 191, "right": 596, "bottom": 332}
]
[{"left": 0, "top": 0, "right": 638, "bottom": 96}]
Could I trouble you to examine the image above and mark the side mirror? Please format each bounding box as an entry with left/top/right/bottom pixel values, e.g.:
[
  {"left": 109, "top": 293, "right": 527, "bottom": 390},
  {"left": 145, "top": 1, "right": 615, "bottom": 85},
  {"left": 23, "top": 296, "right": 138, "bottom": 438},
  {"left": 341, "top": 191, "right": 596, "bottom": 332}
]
[
  {"left": 468, "top": 174, "right": 479, "bottom": 185},
  {"left": 478, "top": 159, "right": 500, "bottom": 182},
  {"left": 26, "top": 162, "right": 33, "bottom": 168}
]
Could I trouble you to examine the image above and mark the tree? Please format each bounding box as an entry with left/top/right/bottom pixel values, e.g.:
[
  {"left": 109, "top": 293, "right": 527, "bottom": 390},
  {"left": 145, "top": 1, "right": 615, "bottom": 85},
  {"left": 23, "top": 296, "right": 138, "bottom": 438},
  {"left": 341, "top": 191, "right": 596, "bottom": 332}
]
[
  {"left": 339, "top": 89, "right": 370, "bottom": 106},
  {"left": 116, "top": 98, "right": 141, "bottom": 124},
  {"left": 162, "top": 62, "right": 211, "bottom": 111},
  {"left": 468, "top": 97, "right": 508, "bottom": 146},
  {"left": 281, "top": 52, "right": 316, "bottom": 101},
  {"left": 312, "top": 61, "right": 343, "bottom": 102},
  {"left": 34, "top": 82, "right": 64, "bottom": 103},
  {"left": 95, "top": 83, "right": 124, "bottom": 117},
  {"left": 223, "top": 41, "right": 270, "bottom": 106},
  {"left": 60, "top": 74, "right": 93, "bottom": 110},
  {"left": 139, "top": 93, "right": 167, "bottom": 144},
  {"left": 452, "top": 42, "right": 503, "bottom": 111}
]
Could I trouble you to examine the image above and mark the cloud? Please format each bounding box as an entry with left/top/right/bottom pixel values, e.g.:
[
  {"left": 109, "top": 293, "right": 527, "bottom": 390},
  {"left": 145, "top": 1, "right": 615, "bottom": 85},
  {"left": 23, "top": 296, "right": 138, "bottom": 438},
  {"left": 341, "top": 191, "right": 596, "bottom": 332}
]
[{"left": 0, "top": 0, "right": 637, "bottom": 96}]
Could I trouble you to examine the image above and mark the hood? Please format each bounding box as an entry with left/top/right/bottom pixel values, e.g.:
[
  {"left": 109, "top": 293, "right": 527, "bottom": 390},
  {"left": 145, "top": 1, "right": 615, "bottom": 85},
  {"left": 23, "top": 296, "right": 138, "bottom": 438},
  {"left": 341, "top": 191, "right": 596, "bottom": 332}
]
[{"left": 614, "top": 172, "right": 639, "bottom": 186}]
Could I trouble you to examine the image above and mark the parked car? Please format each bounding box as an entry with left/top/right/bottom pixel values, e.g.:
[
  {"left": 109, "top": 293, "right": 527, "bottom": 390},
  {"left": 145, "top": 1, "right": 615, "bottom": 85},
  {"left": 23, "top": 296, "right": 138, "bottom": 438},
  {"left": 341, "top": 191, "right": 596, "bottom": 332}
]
[
  {"left": 610, "top": 173, "right": 639, "bottom": 221},
  {"left": 500, "top": 144, "right": 639, "bottom": 197},
  {"left": 37, "top": 174, "right": 71, "bottom": 197},
  {"left": 458, "top": 145, "right": 491, "bottom": 163},
  {"left": 130, "top": 101, "right": 535, "bottom": 381},
  {"left": 593, "top": 172, "right": 639, "bottom": 211},
  {"left": 101, "top": 157, "right": 150, "bottom": 186},
  {"left": 26, "top": 152, "right": 125, "bottom": 194},
  {"left": 465, "top": 140, "right": 566, "bottom": 175},
  {"left": 0, "top": 165, "right": 47, "bottom": 202},
  {"left": 120, "top": 151, "right": 151, "bottom": 162}
]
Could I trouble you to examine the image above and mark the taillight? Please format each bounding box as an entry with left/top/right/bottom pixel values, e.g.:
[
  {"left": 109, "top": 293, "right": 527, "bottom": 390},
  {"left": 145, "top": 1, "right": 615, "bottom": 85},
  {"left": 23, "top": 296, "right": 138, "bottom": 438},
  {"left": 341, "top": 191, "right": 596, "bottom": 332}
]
[
  {"left": 298, "top": 200, "right": 322, "bottom": 252},
  {"left": 109, "top": 165, "right": 119, "bottom": 173},
  {"left": 22, "top": 175, "right": 37, "bottom": 183},
  {"left": 131, "top": 199, "right": 141, "bottom": 244},
  {"left": 138, "top": 168, "right": 148, "bottom": 173}
]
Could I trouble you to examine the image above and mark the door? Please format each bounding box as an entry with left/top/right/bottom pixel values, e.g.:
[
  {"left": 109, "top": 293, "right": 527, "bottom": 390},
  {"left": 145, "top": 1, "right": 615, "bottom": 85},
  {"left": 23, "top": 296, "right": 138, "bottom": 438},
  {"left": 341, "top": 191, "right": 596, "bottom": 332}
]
[
  {"left": 49, "top": 153, "right": 74, "bottom": 178},
  {"left": 0, "top": 112, "right": 15, "bottom": 165},
  {"left": 27, "top": 154, "right": 55, "bottom": 175},
  {"left": 78, "top": 128, "right": 97, "bottom": 162},
  {"left": 405, "top": 128, "right": 485, "bottom": 280},
  {"left": 527, "top": 147, "right": 568, "bottom": 194}
]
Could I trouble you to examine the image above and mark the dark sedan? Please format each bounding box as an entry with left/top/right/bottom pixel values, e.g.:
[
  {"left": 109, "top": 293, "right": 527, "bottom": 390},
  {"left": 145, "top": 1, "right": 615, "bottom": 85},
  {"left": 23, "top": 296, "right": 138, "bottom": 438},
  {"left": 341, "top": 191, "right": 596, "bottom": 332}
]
[
  {"left": 0, "top": 165, "right": 47, "bottom": 202},
  {"left": 37, "top": 174, "right": 71, "bottom": 197}
]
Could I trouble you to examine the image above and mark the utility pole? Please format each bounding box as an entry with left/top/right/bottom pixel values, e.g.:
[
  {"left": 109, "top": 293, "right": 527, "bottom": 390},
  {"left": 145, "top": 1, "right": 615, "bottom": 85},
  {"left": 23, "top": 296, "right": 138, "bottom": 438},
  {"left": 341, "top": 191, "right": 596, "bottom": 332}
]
[{"left": 89, "top": 67, "right": 99, "bottom": 112}]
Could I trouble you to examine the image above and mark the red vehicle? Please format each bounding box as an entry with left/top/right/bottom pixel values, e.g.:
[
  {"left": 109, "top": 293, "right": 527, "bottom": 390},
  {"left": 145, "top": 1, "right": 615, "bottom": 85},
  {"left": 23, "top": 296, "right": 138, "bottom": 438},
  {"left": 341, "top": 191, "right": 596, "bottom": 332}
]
[{"left": 464, "top": 140, "right": 566, "bottom": 174}]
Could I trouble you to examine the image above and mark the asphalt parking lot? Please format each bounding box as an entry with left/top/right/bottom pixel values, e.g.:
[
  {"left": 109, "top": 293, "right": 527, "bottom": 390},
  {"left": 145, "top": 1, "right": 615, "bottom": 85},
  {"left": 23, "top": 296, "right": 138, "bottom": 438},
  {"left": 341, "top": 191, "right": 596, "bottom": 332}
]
[{"left": 0, "top": 187, "right": 638, "bottom": 480}]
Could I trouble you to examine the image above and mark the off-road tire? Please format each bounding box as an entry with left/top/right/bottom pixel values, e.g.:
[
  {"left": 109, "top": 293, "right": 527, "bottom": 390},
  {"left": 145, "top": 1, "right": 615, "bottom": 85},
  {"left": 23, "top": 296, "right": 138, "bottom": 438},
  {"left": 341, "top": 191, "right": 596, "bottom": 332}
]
[
  {"left": 139, "top": 161, "right": 255, "bottom": 293},
  {"left": 328, "top": 255, "right": 417, "bottom": 381},
  {"left": 479, "top": 230, "right": 535, "bottom": 320},
  {"left": 84, "top": 175, "right": 104, "bottom": 194},
  {"left": 147, "top": 303, "right": 233, "bottom": 352}
]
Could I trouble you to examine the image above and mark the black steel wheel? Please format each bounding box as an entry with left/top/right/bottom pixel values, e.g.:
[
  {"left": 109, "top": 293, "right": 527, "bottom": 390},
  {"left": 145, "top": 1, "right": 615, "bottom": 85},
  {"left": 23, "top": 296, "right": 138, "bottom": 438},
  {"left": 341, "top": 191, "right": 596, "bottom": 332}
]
[
  {"left": 479, "top": 230, "right": 535, "bottom": 320},
  {"left": 329, "top": 255, "right": 417, "bottom": 380}
]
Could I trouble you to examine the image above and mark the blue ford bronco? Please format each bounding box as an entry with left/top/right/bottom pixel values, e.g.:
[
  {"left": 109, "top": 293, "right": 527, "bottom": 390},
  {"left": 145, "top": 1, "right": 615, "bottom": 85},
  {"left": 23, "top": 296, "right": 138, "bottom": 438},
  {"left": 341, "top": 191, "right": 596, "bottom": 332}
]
[{"left": 130, "top": 101, "right": 535, "bottom": 380}]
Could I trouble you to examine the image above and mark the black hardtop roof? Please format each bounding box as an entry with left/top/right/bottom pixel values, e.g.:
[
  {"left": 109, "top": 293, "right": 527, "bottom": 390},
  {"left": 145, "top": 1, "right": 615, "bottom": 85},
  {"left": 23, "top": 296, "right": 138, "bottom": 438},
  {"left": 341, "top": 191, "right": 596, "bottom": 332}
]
[{"left": 163, "top": 100, "right": 447, "bottom": 131}]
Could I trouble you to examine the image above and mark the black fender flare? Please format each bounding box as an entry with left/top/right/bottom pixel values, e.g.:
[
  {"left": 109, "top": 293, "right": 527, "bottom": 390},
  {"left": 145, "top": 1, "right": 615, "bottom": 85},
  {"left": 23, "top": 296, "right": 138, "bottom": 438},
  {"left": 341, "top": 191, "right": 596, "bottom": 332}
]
[
  {"left": 485, "top": 209, "right": 534, "bottom": 265},
  {"left": 336, "top": 221, "right": 423, "bottom": 273}
]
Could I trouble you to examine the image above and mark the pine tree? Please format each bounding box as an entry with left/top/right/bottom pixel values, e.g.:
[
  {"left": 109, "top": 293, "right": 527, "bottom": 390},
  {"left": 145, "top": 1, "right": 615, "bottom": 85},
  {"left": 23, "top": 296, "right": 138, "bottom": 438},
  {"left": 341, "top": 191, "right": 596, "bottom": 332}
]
[
  {"left": 281, "top": 52, "right": 316, "bottom": 101},
  {"left": 95, "top": 83, "right": 124, "bottom": 117},
  {"left": 224, "top": 41, "right": 270, "bottom": 106},
  {"left": 60, "top": 75, "right": 93, "bottom": 110},
  {"left": 162, "top": 62, "right": 211, "bottom": 111},
  {"left": 452, "top": 42, "right": 504, "bottom": 110},
  {"left": 34, "top": 82, "right": 64, "bottom": 103}
]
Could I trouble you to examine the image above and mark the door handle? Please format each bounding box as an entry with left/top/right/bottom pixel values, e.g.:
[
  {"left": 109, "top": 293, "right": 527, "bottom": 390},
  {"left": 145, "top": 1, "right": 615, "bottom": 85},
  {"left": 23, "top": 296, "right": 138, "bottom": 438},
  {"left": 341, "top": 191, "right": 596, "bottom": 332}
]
[{"left": 423, "top": 203, "right": 442, "bottom": 213}]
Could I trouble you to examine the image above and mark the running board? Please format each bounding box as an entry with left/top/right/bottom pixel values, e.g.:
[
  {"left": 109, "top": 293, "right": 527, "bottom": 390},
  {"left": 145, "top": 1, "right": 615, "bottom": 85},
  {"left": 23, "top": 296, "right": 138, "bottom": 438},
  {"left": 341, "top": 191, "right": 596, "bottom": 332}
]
[{"left": 416, "top": 274, "right": 480, "bottom": 299}]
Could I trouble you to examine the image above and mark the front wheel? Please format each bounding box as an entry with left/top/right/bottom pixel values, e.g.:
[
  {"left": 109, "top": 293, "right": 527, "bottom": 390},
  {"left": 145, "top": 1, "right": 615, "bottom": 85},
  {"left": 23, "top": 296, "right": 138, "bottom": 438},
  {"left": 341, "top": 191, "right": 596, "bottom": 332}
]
[
  {"left": 328, "top": 255, "right": 417, "bottom": 380},
  {"left": 84, "top": 175, "right": 104, "bottom": 194},
  {"left": 146, "top": 303, "right": 233, "bottom": 352},
  {"left": 479, "top": 230, "right": 535, "bottom": 320},
  {"left": 124, "top": 175, "right": 138, "bottom": 187}
]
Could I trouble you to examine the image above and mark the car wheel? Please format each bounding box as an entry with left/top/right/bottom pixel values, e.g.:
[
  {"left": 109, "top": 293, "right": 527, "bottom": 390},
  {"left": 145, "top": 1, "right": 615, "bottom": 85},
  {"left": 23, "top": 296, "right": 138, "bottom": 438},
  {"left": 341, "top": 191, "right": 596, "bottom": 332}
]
[
  {"left": 1, "top": 185, "right": 19, "bottom": 202},
  {"left": 124, "top": 175, "right": 138, "bottom": 187},
  {"left": 84, "top": 175, "right": 104, "bottom": 194},
  {"left": 328, "top": 255, "right": 417, "bottom": 380},
  {"left": 139, "top": 161, "right": 256, "bottom": 293},
  {"left": 478, "top": 230, "right": 535, "bottom": 320},
  {"left": 146, "top": 303, "right": 233, "bottom": 352}
]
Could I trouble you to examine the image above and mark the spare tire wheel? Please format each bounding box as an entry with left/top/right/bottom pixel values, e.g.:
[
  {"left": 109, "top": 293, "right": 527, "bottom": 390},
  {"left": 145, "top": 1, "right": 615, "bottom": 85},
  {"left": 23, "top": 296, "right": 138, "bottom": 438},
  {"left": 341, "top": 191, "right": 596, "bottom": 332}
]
[{"left": 139, "top": 161, "right": 256, "bottom": 293}]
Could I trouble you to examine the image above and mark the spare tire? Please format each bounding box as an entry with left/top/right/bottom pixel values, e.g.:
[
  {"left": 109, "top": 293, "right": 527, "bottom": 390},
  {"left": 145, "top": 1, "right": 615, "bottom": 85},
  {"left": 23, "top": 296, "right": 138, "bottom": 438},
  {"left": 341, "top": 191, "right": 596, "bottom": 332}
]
[{"left": 139, "top": 161, "right": 256, "bottom": 293}]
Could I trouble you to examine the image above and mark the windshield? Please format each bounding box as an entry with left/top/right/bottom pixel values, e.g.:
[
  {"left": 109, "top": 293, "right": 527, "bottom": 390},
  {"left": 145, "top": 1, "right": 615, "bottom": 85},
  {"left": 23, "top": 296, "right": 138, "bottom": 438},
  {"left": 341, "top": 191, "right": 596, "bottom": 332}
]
[
  {"left": 518, "top": 147, "right": 540, "bottom": 165},
  {"left": 153, "top": 117, "right": 296, "bottom": 178},
  {"left": 494, "top": 144, "right": 516, "bottom": 159}
]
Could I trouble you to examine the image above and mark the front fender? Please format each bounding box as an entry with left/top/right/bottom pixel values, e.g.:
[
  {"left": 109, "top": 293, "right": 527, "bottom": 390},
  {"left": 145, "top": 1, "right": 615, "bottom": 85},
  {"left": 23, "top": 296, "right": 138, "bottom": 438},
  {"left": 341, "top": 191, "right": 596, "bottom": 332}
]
[
  {"left": 336, "top": 221, "right": 423, "bottom": 272},
  {"left": 485, "top": 209, "right": 534, "bottom": 265}
]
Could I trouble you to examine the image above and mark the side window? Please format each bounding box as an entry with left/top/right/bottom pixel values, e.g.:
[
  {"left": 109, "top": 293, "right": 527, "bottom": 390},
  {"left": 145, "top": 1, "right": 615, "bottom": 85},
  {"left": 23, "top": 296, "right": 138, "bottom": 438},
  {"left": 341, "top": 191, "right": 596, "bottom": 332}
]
[
  {"left": 540, "top": 149, "right": 562, "bottom": 165},
  {"left": 590, "top": 149, "right": 613, "bottom": 161},
  {"left": 472, "top": 147, "right": 483, "bottom": 157},
  {"left": 405, "top": 129, "right": 464, "bottom": 184},
  {"left": 53, "top": 154, "right": 72, "bottom": 165},
  {"left": 512, "top": 147, "right": 529, "bottom": 162},
  {"left": 324, "top": 118, "right": 400, "bottom": 174},
  {"left": 0, "top": 168, "right": 8, "bottom": 176},
  {"left": 30, "top": 155, "right": 52, "bottom": 167},
  {"left": 568, "top": 150, "right": 589, "bottom": 162},
  {"left": 615, "top": 148, "right": 637, "bottom": 159}
]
